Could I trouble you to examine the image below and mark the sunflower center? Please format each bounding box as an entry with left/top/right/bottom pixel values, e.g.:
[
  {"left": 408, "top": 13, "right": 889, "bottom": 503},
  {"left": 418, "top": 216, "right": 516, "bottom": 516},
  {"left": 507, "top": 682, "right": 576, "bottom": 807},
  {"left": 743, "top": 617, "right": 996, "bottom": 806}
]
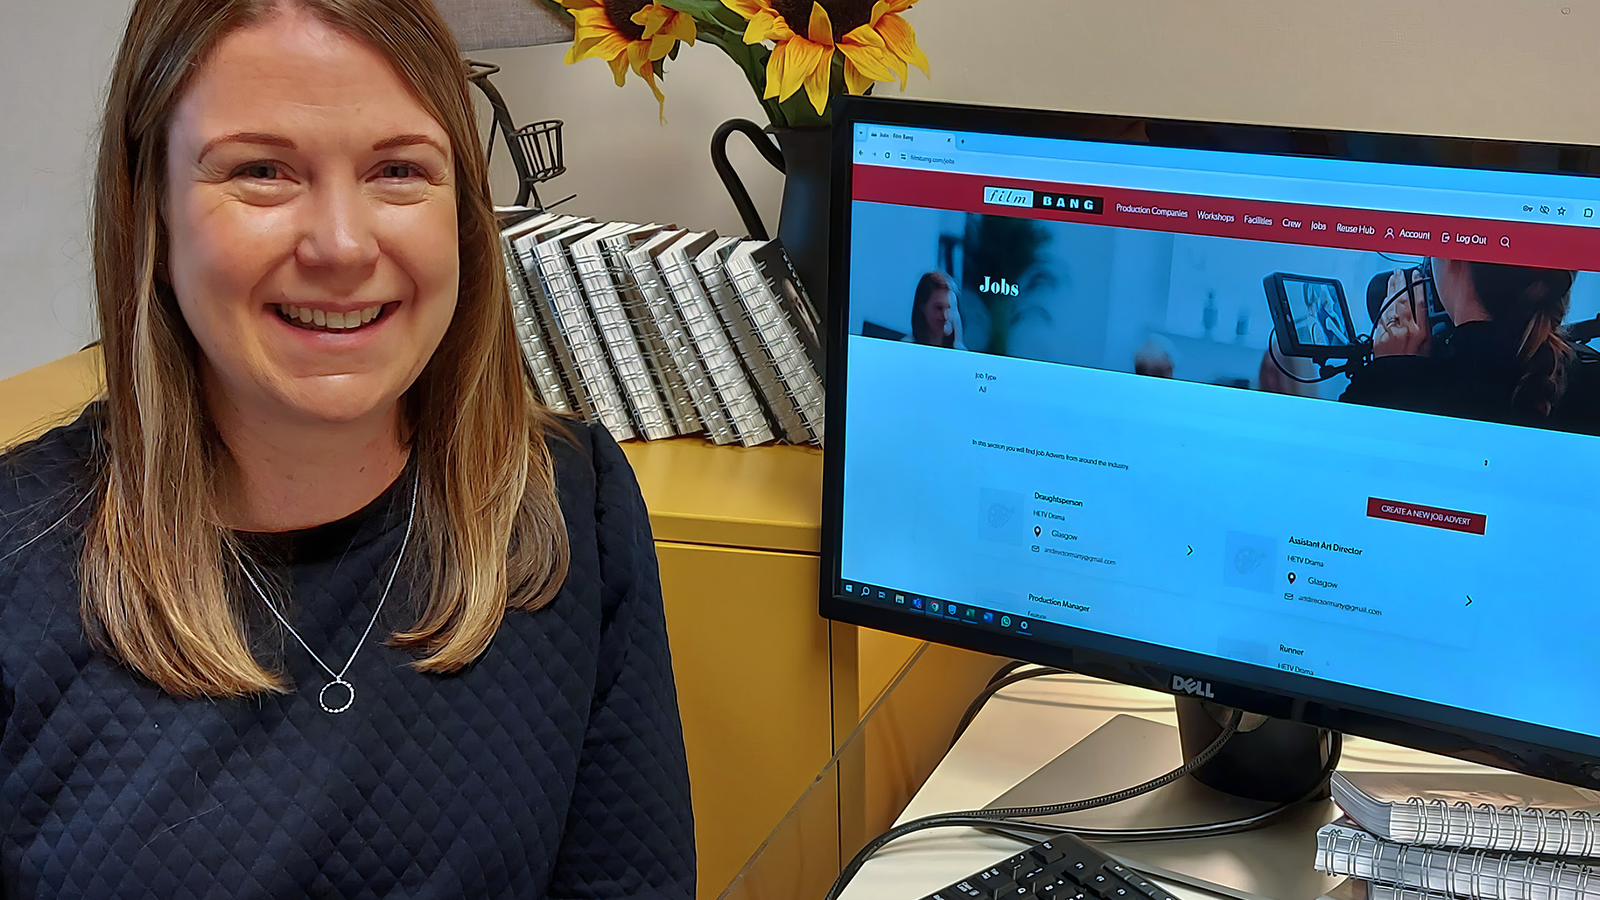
[
  {"left": 769, "top": 0, "right": 876, "bottom": 39},
  {"left": 602, "top": 0, "right": 651, "bottom": 41}
]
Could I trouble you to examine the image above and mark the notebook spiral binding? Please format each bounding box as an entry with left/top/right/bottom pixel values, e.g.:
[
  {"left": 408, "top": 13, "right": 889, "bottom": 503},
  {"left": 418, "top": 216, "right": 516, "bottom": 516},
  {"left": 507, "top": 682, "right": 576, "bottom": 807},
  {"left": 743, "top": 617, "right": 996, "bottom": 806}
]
[
  {"left": 1399, "top": 797, "right": 1600, "bottom": 857},
  {"left": 622, "top": 242, "right": 738, "bottom": 445},
  {"left": 500, "top": 237, "right": 571, "bottom": 414},
  {"left": 598, "top": 232, "right": 702, "bottom": 436},
  {"left": 657, "top": 252, "right": 773, "bottom": 446},
  {"left": 724, "top": 261, "right": 825, "bottom": 443},
  {"left": 569, "top": 247, "right": 676, "bottom": 441},
  {"left": 1320, "top": 824, "right": 1599, "bottom": 900}
]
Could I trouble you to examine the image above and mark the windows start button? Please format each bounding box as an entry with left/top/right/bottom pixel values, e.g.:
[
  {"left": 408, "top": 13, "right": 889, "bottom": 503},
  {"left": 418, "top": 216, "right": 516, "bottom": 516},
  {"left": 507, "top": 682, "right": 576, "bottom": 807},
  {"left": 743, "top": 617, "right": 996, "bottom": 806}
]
[{"left": 1367, "top": 497, "right": 1486, "bottom": 534}]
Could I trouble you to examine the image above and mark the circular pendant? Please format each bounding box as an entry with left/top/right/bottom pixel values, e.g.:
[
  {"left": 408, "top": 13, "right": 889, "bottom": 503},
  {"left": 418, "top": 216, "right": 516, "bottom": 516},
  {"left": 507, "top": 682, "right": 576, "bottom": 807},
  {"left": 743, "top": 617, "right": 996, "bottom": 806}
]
[{"left": 318, "top": 678, "right": 355, "bottom": 714}]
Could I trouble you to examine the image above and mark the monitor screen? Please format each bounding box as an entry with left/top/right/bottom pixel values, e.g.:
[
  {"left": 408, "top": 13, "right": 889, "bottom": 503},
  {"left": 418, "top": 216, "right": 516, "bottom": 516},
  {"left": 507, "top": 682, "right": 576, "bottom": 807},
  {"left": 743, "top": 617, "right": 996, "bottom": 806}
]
[{"left": 822, "top": 98, "right": 1600, "bottom": 787}]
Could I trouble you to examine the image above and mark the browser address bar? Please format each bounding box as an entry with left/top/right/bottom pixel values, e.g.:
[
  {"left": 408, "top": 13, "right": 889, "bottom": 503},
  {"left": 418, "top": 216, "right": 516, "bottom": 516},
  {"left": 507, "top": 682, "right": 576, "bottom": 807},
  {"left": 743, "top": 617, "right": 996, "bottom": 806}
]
[{"left": 859, "top": 142, "right": 1600, "bottom": 229}]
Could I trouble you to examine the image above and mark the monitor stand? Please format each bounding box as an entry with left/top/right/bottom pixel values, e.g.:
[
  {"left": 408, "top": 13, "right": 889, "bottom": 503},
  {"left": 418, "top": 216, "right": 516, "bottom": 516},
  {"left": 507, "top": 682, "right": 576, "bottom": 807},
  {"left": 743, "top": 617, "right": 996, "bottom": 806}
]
[{"left": 984, "top": 704, "right": 1343, "bottom": 900}]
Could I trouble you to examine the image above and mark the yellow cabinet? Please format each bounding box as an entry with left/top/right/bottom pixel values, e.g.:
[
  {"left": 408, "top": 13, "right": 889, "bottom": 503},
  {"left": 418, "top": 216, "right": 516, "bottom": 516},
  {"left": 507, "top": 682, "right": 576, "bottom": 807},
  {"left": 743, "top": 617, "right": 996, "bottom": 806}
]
[{"left": 654, "top": 541, "right": 832, "bottom": 897}]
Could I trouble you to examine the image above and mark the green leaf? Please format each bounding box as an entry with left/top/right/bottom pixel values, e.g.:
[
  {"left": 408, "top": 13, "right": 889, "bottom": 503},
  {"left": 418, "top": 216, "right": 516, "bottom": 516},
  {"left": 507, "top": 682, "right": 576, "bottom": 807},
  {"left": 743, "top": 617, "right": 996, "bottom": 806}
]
[{"left": 657, "top": 0, "right": 729, "bottom": 19}]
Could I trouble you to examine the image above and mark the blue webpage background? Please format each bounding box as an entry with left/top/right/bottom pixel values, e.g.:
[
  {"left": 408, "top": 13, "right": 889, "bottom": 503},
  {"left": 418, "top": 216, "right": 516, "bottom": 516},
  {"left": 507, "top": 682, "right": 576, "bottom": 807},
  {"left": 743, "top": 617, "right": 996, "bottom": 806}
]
[{"left": 838, "top": 180, "right": 1600, "bottom": 743}]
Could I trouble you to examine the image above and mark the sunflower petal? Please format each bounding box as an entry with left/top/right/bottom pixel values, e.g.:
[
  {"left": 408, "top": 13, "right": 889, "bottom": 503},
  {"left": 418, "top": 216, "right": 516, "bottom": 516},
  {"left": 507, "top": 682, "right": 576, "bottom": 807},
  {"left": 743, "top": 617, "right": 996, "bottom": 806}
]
[
  {"left": 807, "top": 2, "right": 834, "bottom": 47},
  {"left": 838, "top": 33, "right": 897, "bottom": 82},
  {"left": 568, "top": 30, "right": 631, "bottom": 64},
  {"left": 744, "top": 9, "right": 792, "bottom": 44},
  {"left": 721, "top": 0, "right": 770, "bottom": 18},
  {"left": 842, "top": 58, "right": 875, "bottom": 95},
  {"left": 641, "top": 66, "right": 666, "bottom": 117},
  {"left": 876, "top": 12, "right": 928, "bottom": 77},
  {"left": 626, "top": 39, "right": 654, "bottom": 75},
  {"left": 666, "top": 14, "right": 697, "bottom": 44},
  {"left": 779, "top": 37, "right": 826, "bottom": 103},
  {"left": 763, "top": 38, "right": 789, "bottom": 99},
  {"left": 802, "top": 45, "right": 834, "bottom": 114},
  {"left": 843, "top": 22, "right": 887, "bottom": 50},
  {"left": 632, "top": 5, "right": 666, "bottom": 38},
  {"left": 606, "top": 52, "right": 630, "bottom": 86},
  {"left": 785, "top": 38, "right": 827, "bottom": 97},
  {"left": 561, "top": 0, "right": 603, "bottom": 9},
  {"left": 648, "top": 32, "right": 678, "bottom": 59}
]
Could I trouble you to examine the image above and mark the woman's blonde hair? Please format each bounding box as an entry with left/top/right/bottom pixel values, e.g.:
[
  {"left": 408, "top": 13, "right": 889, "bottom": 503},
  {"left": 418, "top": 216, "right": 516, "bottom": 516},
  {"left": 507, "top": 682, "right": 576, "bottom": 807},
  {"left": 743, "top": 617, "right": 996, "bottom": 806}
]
[{"left": 87, "top": 0, "right": 569, "bottom": 697}]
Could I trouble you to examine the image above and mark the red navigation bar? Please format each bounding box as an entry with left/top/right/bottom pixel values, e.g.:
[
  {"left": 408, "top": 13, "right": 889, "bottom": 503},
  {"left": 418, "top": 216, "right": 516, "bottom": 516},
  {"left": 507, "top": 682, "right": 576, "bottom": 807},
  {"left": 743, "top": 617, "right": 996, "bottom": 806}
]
[{"left": 854, "top": 165, "right": 1600, "bottom": 271}]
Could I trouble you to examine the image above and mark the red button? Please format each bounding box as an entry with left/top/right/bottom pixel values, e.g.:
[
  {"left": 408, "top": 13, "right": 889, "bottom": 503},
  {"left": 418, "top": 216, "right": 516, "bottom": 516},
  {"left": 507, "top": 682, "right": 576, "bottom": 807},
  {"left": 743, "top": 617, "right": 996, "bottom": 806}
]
[{"left": 1367, "top": 497, "right": 1486, "bottom": 534}]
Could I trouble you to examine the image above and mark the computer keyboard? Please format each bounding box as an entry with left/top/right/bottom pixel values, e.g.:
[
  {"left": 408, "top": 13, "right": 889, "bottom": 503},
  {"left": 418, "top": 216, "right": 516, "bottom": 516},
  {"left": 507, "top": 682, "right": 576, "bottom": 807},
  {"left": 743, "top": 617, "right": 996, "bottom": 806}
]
[{"left": 918, "top": 834, "right": 1177, "bottom": 900}]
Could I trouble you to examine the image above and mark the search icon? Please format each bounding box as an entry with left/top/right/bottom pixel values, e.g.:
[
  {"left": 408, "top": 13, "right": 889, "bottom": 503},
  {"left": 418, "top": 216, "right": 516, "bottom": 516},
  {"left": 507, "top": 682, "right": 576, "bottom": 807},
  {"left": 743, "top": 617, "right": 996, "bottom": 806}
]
[{"left": 1500, "top": 236, "right": 1511, "bottom": 248}]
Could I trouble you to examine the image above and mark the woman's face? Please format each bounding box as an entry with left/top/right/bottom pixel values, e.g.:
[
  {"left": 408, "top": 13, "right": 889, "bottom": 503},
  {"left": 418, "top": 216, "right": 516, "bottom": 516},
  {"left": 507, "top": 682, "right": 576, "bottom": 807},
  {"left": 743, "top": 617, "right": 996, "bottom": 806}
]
[
  {"left": 924, "top": 288, "right": 953, "bottom": 337},
  {"left": 163, "top": 7, "right": 459, "bottom": 429}
]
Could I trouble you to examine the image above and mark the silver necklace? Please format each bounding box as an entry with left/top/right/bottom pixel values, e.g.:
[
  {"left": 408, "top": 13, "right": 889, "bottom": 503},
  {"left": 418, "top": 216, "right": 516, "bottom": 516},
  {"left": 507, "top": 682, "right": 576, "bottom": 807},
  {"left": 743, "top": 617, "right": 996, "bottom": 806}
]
[{"left": 236, "top": 476, "right": 418, "bottom": 714}]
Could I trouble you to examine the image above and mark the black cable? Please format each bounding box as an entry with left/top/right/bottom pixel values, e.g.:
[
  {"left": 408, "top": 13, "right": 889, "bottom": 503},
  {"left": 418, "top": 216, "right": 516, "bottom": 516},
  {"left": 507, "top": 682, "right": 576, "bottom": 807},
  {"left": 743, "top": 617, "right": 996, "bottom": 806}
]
[
  {"left": 950, "top": 666, "right": 1071, "bottom": 749},
  {"left": 987, "top": 660, "right": 1030, "bottom": 685},
  {"left": 822, "top": 709, "right": 1246, "bottom": 900},
  {"left": 983, "top": 708, "right": 1245, "bottom": 819},
  {"left": 1266, "top": 331, "right": 1338, "bottom": 385},
  {"left": 979, "top": 729, "right": 1343, "bottom": 845}
]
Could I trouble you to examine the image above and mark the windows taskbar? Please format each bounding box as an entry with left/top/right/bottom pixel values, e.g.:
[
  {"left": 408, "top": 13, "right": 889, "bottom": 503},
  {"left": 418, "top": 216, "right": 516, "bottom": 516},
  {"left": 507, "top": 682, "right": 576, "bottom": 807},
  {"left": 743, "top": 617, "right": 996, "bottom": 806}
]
[{"left": 838, "top": 580, "right": 1049, "bottom": 640}]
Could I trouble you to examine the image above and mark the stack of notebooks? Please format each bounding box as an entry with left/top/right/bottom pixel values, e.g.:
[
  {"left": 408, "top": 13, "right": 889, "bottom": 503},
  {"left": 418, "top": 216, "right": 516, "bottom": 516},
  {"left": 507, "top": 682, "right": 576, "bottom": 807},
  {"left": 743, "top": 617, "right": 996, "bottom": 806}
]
[
  {"left": 498, "top": 211, "right": 826, "bottom": 448},
  {"left": 1317, "top": 771, "right": 1600, "bottom": 900}
]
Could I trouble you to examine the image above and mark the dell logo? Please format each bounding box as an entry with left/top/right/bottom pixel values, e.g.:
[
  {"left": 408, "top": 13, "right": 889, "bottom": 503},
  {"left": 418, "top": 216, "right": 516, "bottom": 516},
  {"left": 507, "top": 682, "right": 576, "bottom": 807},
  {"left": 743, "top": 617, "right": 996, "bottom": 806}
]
[
  {"left": 1171, "top": 675, "right": 1216, "bottom": 698},
  {"left": 979, "top": 275, "right": 1020, "bottom": 297}
]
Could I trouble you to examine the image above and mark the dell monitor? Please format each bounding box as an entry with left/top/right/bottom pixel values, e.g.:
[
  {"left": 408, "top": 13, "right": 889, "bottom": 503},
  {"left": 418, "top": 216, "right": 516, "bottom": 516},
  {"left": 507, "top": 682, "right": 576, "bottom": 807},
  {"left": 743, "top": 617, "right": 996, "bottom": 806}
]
[{"left": 820, "top": 96, "right": 1600, "bottom": 805}]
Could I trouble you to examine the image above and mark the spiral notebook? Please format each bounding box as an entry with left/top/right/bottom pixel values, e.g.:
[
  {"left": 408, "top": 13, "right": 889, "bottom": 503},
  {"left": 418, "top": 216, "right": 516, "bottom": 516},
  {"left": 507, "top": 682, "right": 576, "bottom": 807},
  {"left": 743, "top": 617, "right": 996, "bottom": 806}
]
[
  {"left": 655, "top": 231, "right": 774, "bottom": 447},
  {"left": 694, "top": 236, "right": 811, "bottom": 444},
  {"left": 568, "top": 222, "right": 677, "bottom": 441},
  {"left": 499, "top": 217, "right": 571, "bottom": 414},
  {"left": 622, "top": 230, "right": 738, "bottom": 445},
  {"left": 723, "top": 240, "right": 825, "bottom": 445},
  {"left": 599, "top": 224, "right": 702, "bottom": 436},
  {"left": 528, "top": 221, "right": 636, "bottom": 440},
  {"left": 1315, "top": 821, "right": 1600, "bottom": 900},
  {"left": 1332, "top": 772, "right": 1600, "bottom": 857}
]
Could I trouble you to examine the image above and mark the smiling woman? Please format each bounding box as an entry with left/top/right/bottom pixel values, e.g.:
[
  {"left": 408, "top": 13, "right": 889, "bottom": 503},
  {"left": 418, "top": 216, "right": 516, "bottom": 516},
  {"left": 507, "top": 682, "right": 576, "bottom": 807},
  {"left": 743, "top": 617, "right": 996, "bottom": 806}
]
[{"left": 0, "top": 1, "right": 693, "bottom": 897}]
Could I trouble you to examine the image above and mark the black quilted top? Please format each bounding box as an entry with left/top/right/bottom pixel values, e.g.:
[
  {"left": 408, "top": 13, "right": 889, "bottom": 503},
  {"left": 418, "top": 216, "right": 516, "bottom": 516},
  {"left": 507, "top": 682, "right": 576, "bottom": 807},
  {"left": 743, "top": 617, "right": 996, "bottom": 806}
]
[{"left": 0, "top": 407, "right": 695, "bottom": 898}]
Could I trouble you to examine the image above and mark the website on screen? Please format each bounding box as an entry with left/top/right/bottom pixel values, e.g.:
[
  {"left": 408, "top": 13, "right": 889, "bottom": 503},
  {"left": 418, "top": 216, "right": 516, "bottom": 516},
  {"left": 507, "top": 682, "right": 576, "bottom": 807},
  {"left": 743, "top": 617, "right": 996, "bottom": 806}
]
[{"left": 838, "top": 125, "right": 1600, "bottom": 740}]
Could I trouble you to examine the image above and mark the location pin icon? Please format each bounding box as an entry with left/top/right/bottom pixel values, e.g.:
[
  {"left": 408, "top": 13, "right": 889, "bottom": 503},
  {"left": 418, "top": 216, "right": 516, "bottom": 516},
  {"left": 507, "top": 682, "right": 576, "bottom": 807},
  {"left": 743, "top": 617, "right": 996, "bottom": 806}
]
[
  {"left": 1287, "top": 572, "right": 1296, "bottom": 584},
  {"left": 1034, "top": 525, "right": 1042, "bottom": 537}
]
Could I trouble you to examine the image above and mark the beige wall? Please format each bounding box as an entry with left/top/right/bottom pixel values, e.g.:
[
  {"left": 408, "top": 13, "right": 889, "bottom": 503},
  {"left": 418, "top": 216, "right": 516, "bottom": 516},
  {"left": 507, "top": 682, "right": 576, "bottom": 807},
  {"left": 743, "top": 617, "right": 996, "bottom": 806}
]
[{"left": 5, "top": 1, "right": 1600, "bottom": 379}]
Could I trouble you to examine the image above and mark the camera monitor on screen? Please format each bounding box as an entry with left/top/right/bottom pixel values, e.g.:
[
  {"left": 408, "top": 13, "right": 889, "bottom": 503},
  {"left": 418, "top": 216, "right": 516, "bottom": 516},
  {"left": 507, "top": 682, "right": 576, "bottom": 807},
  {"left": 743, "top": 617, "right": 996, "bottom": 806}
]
[
  {"left": 1263, "top": 273, "right": 1361, "bottom": 360},
  {"left": 822, "top": 96, "right": 1600, "bottom": 799}
]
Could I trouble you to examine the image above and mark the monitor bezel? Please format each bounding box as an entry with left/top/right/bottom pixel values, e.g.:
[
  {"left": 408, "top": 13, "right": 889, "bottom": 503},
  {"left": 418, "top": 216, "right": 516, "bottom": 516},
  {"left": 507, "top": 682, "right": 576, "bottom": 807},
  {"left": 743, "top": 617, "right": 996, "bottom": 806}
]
[{"left": 822, "top": 94, "right": 1600, "bottom": 789}]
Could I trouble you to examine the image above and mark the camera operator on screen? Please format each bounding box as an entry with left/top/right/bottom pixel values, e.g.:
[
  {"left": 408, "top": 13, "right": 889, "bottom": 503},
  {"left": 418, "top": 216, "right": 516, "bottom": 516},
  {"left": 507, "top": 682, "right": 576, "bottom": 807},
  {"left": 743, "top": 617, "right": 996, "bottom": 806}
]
[{"left": 1341, "top": 258, "right": 1600, "bottom": 433}]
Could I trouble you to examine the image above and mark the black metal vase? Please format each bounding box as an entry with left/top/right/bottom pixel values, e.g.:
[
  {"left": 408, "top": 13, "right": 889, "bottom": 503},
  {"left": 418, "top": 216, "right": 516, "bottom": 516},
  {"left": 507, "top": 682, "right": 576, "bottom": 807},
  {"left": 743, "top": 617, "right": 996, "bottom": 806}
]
[{"left": 712, "top": 119, "right": 830, "bottom": 323}]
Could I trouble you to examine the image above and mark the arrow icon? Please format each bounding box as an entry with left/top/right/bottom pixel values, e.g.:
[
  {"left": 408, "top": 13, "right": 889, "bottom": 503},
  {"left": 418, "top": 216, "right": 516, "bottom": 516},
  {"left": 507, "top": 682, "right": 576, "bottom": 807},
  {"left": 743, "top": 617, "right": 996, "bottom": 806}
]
[
  {"left": 1466, "top": 595, "right": 1473, "bottom": 607},
  {"left": 1186, "top": 545, "right": 1193, "bottom": 556}
]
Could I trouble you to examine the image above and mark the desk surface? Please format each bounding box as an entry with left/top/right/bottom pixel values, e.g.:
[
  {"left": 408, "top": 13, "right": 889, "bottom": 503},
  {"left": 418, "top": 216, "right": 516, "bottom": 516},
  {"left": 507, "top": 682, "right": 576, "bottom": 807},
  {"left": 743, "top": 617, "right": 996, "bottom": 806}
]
[{"left": 839, "top": 673, "right": 1495, "bottom": 900}]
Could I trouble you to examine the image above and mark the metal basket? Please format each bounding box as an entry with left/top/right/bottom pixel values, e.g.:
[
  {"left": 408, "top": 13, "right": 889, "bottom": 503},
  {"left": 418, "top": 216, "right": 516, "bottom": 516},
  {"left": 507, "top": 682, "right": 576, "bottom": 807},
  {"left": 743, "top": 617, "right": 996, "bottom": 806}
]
[{"left": 512, "top": 119, "right": 566, "bottom": 185}]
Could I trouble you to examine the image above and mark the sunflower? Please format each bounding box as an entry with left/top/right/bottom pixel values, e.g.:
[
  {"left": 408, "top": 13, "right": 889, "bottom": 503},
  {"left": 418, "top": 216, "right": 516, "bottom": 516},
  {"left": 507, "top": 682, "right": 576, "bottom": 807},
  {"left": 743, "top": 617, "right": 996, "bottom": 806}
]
[
  {"left": 561, "top": 0, "right": 697, "bottom": 110},
  {"left": 722, "top": 0, "right": 930, "bottom": 115}
]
